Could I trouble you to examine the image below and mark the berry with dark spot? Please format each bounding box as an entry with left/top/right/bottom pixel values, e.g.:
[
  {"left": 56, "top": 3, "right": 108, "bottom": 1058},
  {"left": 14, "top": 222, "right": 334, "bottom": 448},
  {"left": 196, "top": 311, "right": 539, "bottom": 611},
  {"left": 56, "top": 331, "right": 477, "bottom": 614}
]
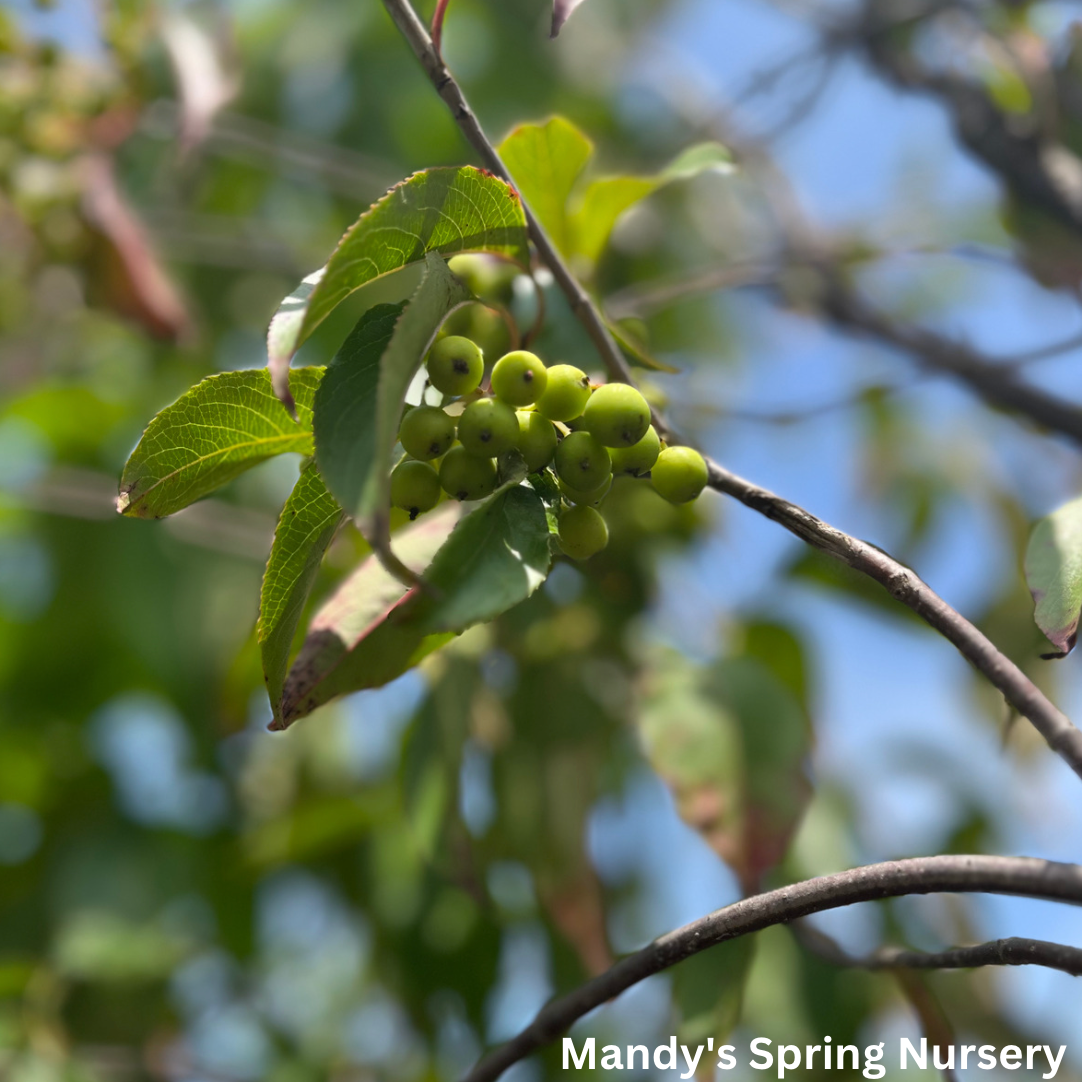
[
  {"left": 438, "top": 446, "right": 498, "bottom": 502},
  {"left": 457, "top": 398, "right": 519, "bottom": 457},
  {"left": 426, "top": 336, "right": 484, "bottom": 397},
  {"left": 491, "top": 350, "right": 548, "bottom": 406}
]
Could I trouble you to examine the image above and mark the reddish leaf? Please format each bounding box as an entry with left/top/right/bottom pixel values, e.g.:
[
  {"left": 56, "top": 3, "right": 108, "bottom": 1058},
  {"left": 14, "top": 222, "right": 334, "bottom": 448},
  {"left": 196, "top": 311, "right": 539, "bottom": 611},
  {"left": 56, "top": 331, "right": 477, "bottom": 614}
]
[{"left": 80, "top": 154, "right": 190, "bottom": 341}]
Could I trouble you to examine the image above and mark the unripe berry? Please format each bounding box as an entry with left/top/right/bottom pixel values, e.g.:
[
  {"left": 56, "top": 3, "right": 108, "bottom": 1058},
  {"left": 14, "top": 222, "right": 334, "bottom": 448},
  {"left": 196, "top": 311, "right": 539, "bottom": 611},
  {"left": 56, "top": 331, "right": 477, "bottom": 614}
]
[
  {"left": 491, "top": 350, "right": 548, "bottom": 406},
  {"left": 516, "top": 410, "right": 558, "bottom": 472},
  {"left": 609, "top": 425, "right": 660, "bottom": 476},
  {"left": 558, "top": 504, "right": 609, "bottom": 561},
  {"left": 582, "top": 383, "right": 651, "bottom": 448},
  {"left": 398, "top": 405, "right": 456, "bottom": 460},
  {"left": 390, "top": 460, "right": 441, "bottom": 520},
  {"left": 438, "top": 445, "right": 497, "bottom": 502},
  {"left": 554, "top": 431, "right": 611, "bottom": 492},
  {"left": 651, "top": 446, "right": 708, "bottom": 503},
  {"left": 558, "top": 474, "right": 612, "bottom": 506},
  {"left": 534, "top": 364, "right": 592, "bottom": 422},
  {"left": 457, "top": 398, "right": 519, "bottom": 457},
  {"left": 426, "top": 336, "right": 484, "bottom": 397}
]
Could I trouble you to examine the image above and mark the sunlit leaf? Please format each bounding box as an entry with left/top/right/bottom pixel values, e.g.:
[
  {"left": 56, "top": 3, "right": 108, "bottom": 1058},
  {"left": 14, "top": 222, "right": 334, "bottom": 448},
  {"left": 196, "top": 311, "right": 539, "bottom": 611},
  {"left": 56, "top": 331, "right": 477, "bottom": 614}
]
[
  {"left": 267, "top": 167, "right": 529, "bottom": 402},
  {"left": 116, "top": 367, "right": 322, "bottom": 519},
  {"left": 314, "top": 253, "right": 471, "bottom": 534},
  {"left": 569, "top": 142, "right": 732, "bottom": 266},
  {"left": 258, "top": 460, "right": 345, "bottom": 716},
  {"left": 498, "top": 116, "right": 593, "bottom": 254},
  {"left": 1025, "top": 494, "right": 1082, "bottom": 657},
  {"left": 498, "top": 117, "right": 729, "bottom": 272}
]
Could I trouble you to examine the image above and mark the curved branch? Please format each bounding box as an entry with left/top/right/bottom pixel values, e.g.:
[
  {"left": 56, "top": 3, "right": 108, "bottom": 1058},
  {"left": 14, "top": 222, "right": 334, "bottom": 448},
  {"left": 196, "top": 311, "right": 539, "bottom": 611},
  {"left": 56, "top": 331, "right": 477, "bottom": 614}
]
[
  {"left": 704, "top": 459, "right": 1082, "bottom": 778},
  {"left": 379, "top": 0, "right": 1082, "bottom": 782},
  {"left": 462, "top": 855, "right": 1082, "bottom": 1082},
  {"left": 794, "top": 920, "right": 1082, "bottom": 978}
]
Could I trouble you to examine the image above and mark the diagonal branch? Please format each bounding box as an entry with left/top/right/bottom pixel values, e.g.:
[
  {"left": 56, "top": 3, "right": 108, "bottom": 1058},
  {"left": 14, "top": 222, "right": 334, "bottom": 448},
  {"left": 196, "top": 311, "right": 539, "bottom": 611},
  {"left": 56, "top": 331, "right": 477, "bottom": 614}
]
[
  {"left": 460, "top": 855, "right": 1082, "bottom": 1082},
  {"left": 379, "top": 0, "right": 1082, "bottom": 783},
  {"left": 379, "top": 0, "right": 635, "bottom": 392},
  {"left": 793, "top": 920, "right": 1082, "bottom": 978},
  {"left": 816, "top": 270, "right": 1082, "bottom": 449}
]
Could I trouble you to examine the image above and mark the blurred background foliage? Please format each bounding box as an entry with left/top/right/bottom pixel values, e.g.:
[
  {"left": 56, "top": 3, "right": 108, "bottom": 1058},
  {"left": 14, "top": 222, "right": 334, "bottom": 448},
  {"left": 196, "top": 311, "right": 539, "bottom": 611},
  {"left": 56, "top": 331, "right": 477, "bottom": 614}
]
[{"left": 3, "top": 0, "right": 1082, "bottom": 1078}]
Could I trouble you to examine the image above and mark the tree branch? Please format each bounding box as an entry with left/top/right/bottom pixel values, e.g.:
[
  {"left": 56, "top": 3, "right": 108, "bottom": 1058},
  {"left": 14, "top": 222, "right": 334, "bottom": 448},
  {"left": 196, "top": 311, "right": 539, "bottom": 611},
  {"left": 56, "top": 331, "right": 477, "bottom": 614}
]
[
  {"left": 379, "top": 0, "right": 635, "bottom": 392},
  {"left": 816, "top": 269, "right": 1082, "bottom": 449},
  {"left": 852, "top": 1, "right": 1082, "bottom": 241},
  {"left": 793, "top": 920, "right": 1082, "bottom": 978},
  {"left": 461, "top": 855, "right": 1082, "bottom": 1082},
  {"left": 379, "top": 0, "right": 1082, "bottom": 782}
]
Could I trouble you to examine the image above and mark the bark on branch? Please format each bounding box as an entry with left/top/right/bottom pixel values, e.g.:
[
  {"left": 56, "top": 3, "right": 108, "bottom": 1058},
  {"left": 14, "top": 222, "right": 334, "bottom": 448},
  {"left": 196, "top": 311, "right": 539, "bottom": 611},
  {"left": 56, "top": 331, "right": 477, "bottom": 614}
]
[
  {"left": 461, "top": 855, "right": 1082, "bottom": 1082},
  {"left": 793, "top": 920, "right": 1082, "bottom": 978}
]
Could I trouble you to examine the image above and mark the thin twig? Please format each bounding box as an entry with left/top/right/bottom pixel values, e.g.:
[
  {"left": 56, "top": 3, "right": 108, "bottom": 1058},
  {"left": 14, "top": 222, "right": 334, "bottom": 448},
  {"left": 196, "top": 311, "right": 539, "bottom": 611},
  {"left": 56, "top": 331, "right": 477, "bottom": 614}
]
[
  {"left": 460, "top": 855, "right": 1082, "bottom": 1082},
  {"left": 794, "top": 920, "right": 1082, "bottom": 977}
]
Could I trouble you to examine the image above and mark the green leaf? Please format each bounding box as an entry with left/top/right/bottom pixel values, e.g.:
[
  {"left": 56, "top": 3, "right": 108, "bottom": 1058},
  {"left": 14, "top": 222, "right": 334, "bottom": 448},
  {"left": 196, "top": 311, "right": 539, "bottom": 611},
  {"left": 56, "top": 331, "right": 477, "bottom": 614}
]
[
  {"left": 707, "top": 658, "right": 812, "bottom": 890},
  {"left": 258, "top": 460, "right": 346, "bottom": 715},
  {"left": 275, "top": 503, "right": 461, "bottom": 729},
  {"left": 417, "top": 484, "right": 552, "bottom": 632},
  {"left": 276, "top": 486, "right": 552, "bottom": 727},
  {"left": 116, "top": 367, "right": 323, "bottom": 519},
  {"left": 312, "top": 303, "right": 402, "bottom": 520},
  {"left": 267, "top": 167, "right": 529, "bottom": 400},
  {"left": 607, "top": 316, "right": 680, "bottom": 373},
  {"left": 639, "top": 652, "right": 811, "bottom": 893},
  {"left": 498, "top": 116, "right": 593, "bottom": 255},
  {"left": 498, "top": 117, "right": 729, "bottom": 272},
  {"left": 1025, "top": 494, "right": 1082, "bottom": 657},
  {"left": 314, "top": 253, "right": 471, "bottom": 533},
  {"left": 568, "top": 142, "right": 732, "bottom": 267}
]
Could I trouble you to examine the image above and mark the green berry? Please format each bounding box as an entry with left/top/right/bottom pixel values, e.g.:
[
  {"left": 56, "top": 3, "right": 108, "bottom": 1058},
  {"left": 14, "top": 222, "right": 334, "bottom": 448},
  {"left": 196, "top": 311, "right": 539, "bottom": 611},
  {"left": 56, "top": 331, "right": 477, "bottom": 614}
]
[
  {"left": 426, "top": 336, "right": 484, "bottom": 397},
  {"left": 516, "top": 410, "right": 558, "bottom": 472},
  {"left": 651, "top": 446, "right": 708, "bottom": 504},
  {"left": 558, "top": 474, "right": 612, "bottom": 506},
  {"left": 554, "top": 431, "right": 611, "bottom": 492},
  {"left": 438, "top": 446, "right": 497, "bottom": 502},
  {"left": 457, "top": 398, "right": 519, "bottom": 457},
  {"left": 390, "top": 460, "right": 441, "bottom": 520},
  {"left": 582, "top": 383, "right": 651, "bottom": 448},
  {"left": 399, "top": 405, "right": 456, "bottom": 460},
  {"left": 534, "top": 364, "right": 592, "bottom": 422},
  {"left": 609, "top": 425, "right": 660, "bottom": 476},
  {"left": 491, "top": 350, "right": 548, "bottom": 406},
  {"left": 558, "top": 504, "right": 609, "bottom": 561}
]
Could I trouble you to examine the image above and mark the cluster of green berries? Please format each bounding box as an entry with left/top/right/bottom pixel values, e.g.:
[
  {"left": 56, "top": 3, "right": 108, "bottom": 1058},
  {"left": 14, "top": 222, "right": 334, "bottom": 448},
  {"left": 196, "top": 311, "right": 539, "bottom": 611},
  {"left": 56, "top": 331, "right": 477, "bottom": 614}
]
[{"left": 390, "top": 336, "right": 709, "bottom": 561}]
